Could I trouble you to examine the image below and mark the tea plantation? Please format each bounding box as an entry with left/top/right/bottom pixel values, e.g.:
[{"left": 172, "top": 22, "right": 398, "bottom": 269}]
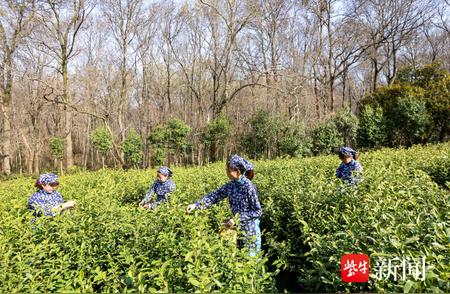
[{"left": 0, "top": 143, "right": 448, "bottom": 292}]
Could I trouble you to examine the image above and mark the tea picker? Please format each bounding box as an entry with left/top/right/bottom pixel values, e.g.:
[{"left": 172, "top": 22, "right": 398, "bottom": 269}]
[
  {"left": 28, "top": 173, "right": 77, "bottom": 220},
  {"left": 139, "top": 166, "right": 176, "bottom": 210},
  {"left": 186, "top": 155, "right": 262, "bottom": 257},
  {"left": 336, "top": 147, "right": 363, "bottom": 186}
]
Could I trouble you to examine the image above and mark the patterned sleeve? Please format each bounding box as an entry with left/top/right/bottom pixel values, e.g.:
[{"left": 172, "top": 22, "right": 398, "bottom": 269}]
[
  {"left": 243, "top": 184, "right": 262, "bottom": 221},
  {"left": 168, "top": 180, "right": 176, "bottom": 193},
  {"left": 195, "top": 182, "right": 229, "bottom": 209},
  {"left": 28, "top": 192, "right": 64, "bottom": 216},
  {"left": 54, "top": 192, "right": 65, "bottom": 204},
  {"left": 336, "top": 164, "right": 344, "bottom": 178},
  {"left": 51, "top": 192, "right": 65, "bottom": 215},
  {"left": 352, "top": 162, "right": 363, "bottom": 184},
  {"left": 142, "top": 182, "right": 156, "bottom": 203},
  {"left": 28, "top": 193, "right": 45, "bottom": 217},
  {"left": 28, "top": 193, "right": 39, "bottom": 210}
]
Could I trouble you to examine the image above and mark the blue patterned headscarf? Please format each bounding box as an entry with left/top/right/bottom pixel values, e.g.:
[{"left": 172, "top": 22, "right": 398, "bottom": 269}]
[
  {"left": 227, "top": 155, "right": 254, "bottom": 173},
  {"left": 38, "top": 173, "right": 59, "bottom": 185},
  {"left": 339, "top": 147, "right": 357, "bottom": 160},
  {"left": 158, "top": 166, "right": 173, "bottom": 177}
]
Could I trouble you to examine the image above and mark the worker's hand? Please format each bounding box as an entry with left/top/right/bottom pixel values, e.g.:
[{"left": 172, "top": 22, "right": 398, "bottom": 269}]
[
  {"left": 225, "top": 218, "right": 235, "bottom": 228},
  {"left": 63, "top": 200, "right": 76, "bottom": 210},
  {"left": 186, "top": 204, "right": 196, "bottom": 213}
]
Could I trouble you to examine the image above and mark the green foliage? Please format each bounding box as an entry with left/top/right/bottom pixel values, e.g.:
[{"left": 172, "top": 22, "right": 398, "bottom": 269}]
[
  {"left": 151, "top": 148, "right": 166, "bottom": 166},
  {"left": 200, "top": 115, "right": 231, "bottom": 161},
  {"left": 0, "top": 143, "right": 449, "bottom": 292},
  {"left": 309, "top": 109, "right": 359, "bottom": 155},
  {"left": 277, "top": 120, "right": 310, "bottom": 157},
  {"left": 49, "top": 137, "right": 64, "bottom": 160},
  {"left": 332, "top": 108, "right": 359, "bottom": 147},
  {"left": 243, "top": 110, "right": 277, "bottom": 159},
  {"left": 396, "top": 63, "right": 450, "bottom": 112},
  {"left": 362, "top": 84, "right": 430, "bottom": 146},
  {"left": 396, "top": 63, "right": 450, "bottom": 142},
  {"left": 166, "top": 119, "right": 192, "bottom": 153},
  {"left": 148, "top": 119, "right": 192, "bottom": 164},
  {"left": 361, "top": 64, "right": 450, "bottom": 146},
  {"left": 257, "top": 143, "right": 450, "bottom": 292},
  {"left": 389, "top": 95, "right": 430, "bottom": 146},
  {"left": 358, "top": 105, "right": 386, "bottom": 148},
  {"left": 90, "top": 127, "right": 113, "bottom": 155},
  {"left": 148, "top": 126, "right": 166, "bottom": 148},
  {"left": 310, "top": 121, "right": 344, "bottom": 155},
  {"left": 66, "top": 166, "right": 86, "bottom": 175},
  {"left": 0, "top": 166, "right": 276, "bottom": 292},
  {"left": 121, "top": 130, "right": 143, "bottom": 167},
  {"left": 243, "top": 111, "right": 311, "bottom": 159},
  {"left": 200, "top": 115, "right": 231, "bottom": 147},
  {"left": 148, "top": 126, "right": 168, "bottom": 167}
]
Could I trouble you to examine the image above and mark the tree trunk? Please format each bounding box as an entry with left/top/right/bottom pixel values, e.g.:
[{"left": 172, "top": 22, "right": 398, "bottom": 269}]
[
  {"left": 60, "top": 159, "right": 64, "bottom": 175},
  {"left": 62, "top": 54, "right": 74, "bottom": 168},
  {"left": 17, "top": 145, "right": 22, "bottom": 174},
  {"left": 209, "top": 142, "right": 217, "bottom": 162},
  {"left": 1, "top": 102, "right": 12, "bottom": 175},
  {"left": 372, "top": 58, "right": 380, "bottom": 92},
  {"left": 329, "top": 78, "right": 335, "bottom": 112},
  {"left": 342, "top": 68, "right": 347, "bottom": 109},
  {"left": 118, "top": 43, "right": 127, "bottom": 144},
  {"left": 65, "top": 107, "right": 74, "bottom": 168},
  {"left": 0, "top": 55, "right": 13, "bottom": 175},
  {"left": 166, "top": 46, "right": 172, "bottom": 113},
  {"left": 26, "top": 151, "right": 33, "bottom": 175},
  {"left": 33, "top": 152, "right": 40, "bottom": 175}
]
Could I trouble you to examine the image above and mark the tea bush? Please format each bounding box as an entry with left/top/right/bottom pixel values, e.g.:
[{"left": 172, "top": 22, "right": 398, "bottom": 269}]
[
  {"left": 0, "top": 169, "right": 275, "bottom": 292},
  {"left": 0, "top": 143, "right": 448, "bottom": 292},
  {"left": 257, "top": 143, "right": 449, "bottom": 292}
]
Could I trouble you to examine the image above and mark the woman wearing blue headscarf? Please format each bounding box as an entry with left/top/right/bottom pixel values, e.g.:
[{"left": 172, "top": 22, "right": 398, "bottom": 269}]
[
  {"left": 186, "top": 155, "right": 262, "bottom": 257},
  {"left": 28, "top": 173, "right": 76, "bottom": 218},
  {"left": 336, "top": 147, "right": 363, "bottom": 185},
  {"left": 139, "top": 166, "right": 176, "bottom": 209}
]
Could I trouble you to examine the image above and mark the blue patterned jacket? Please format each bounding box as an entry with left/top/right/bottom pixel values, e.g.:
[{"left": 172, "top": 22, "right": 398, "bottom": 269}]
[
  {"left": 336, "top": 159, "right": 363, "bottom": 185},
  {"left": 142, "top": 178, "right": 176, "bottom": 204},
  {"left": 195, "top": 176, "right": 262, "bottom": 223},
  {"left": 28, "top": 190, "right": 65, "bottom": 217}
]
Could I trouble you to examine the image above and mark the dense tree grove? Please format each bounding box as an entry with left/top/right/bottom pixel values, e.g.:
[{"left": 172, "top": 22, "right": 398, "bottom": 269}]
[{"left": 0, "top": 0, "right": 448, "bottom": 174}]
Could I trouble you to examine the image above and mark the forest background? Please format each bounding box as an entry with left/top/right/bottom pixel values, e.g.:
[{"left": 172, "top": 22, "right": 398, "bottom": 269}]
[{"left": 0, "top": 0, "right": 448, "bottom": 175}]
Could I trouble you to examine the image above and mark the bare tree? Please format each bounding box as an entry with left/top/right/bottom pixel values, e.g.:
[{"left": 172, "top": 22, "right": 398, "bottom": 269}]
[
  {"left": 102, "top": 0, "right": 143, "bottom": 143},
  {"left": 0, "top": 0, "right": 35, "bottom": 175},
  {"left": 351, "top": 0, "right": 432, "bottom": 90},
  {"left": 17, "top": 58, "right": 47, "bottom": 174},
  {"left": 36, "top": 0, "right": 92, "bottom": 168},
  {"left": 200, "top": 0, "right": 262, "bottom": 119},
  {"left": 0, "top": 0, "right": 446, "bottom": 173}
]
